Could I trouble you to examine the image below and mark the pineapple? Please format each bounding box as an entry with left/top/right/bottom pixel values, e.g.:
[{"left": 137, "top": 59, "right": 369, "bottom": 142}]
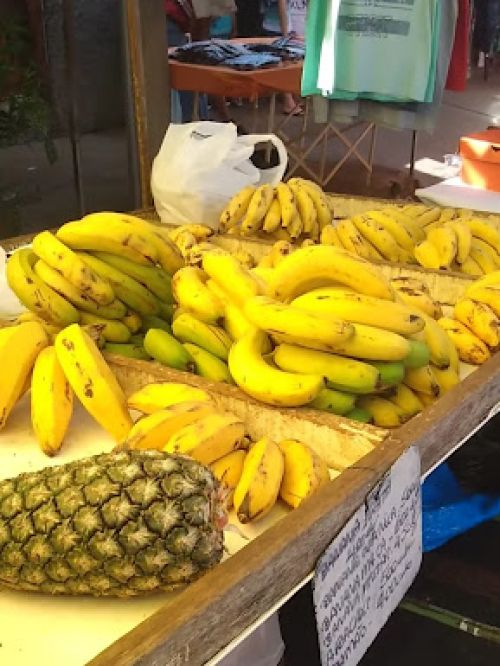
[{"left": 0, "top": 450, "right": 225, "bottom": 596}]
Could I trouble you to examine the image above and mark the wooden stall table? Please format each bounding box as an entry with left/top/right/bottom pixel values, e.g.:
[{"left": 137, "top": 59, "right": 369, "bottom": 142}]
[{"left": 168, "top": 39, "right": 377, "bottom": 187}]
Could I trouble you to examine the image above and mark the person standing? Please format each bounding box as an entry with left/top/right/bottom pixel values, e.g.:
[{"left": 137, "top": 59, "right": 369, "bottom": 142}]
[{"left": 278, "top": 0, "right": 307, "bottom": 114}]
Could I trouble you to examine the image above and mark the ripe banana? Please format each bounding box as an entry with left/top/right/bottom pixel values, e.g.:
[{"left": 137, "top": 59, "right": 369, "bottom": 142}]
[
  {"left": 210, "top": 449, "right": 246, "bottom": 507},
  {"left": 279, "top": 439, "right": 329, "bottom": 509},
  {"left": 286, "top": 212, "right": 303, "bottom": 240},
  {"left": 403, "top": 365, "right": 440, "bottom": 397},
  {"left": 309, "top": 388, "right": 356, "bottom": 415},
  {"left": 454, "top": 298, "right": 499, "bottom": 348},
  {"left": 292, "top": 287, "right": 425, "bottom": 335},
  {"left": 415, "top": 207, "right": 442, "bottom": 227},
  {"left": 123, "top": 401, "right": 215, "bottom": 450},
  {"left": 461, "top": 256, "right": 484, "bottom": 277},
  {"left": 356, "top": 396, "right": 406, "bottom": 428},
  {"left": 144, "top": 328, "right": 195, "bottom": 371},
  {"left": 401, "top": 203, "right": 428, "bottom": 219},
  {"left": 437, "top": 317, "right": 491, "bottom": 365},
  {"left": 438, "top": 208, "right": 456, "bottom": 223},
  {"left": 426, "top": 227, "right": 457, "bottom": 268},
  {"left": 273, "top": 343, "right": 380, "bottom": 394},
  {"left": 121, "top": 310, "right": 142, "bottom": 333},
  {"left": 432, "top": 365, "right": 460, "bottom": 394},
  {"left": 104, "top": 342, "right": 150, "bottom": 360},
  {"left": 466, "top": 218, "right": 500, "bottom": 253},
  {"left": 414, "top": 240, "right": 442, "bottom": 270},
  {"left": 244, "top": 295, "right": 354, "bottom": 351},
  {"left": 6, "top": 249, "right": 80, "bottom": 326},
  {"left": 233, "top": 250, "right": 256, "bottom": 269},
  {"left": 240, "top": 184, "right": 274, "bottom": 235},
  {"left": 228, "top": 330, "right": 324, "bottom": 406},
  {"left": 31, "top": 345, "right": 73, "bottom": 456},
  {"left": 320, "top": 225, "right": 343, "bottom": 247},
  {"left": 165, "top": 412, "right": 246, "bottom": 465},
  {"left": 381, "top": 208, "right": 425, "bottom": 243},
  {"left": 336, "top": 218, "right": 383, "bottom": 261},
  {"left": 416, "top": 391, "right": 438, "bottom": 407},
  {"left": 93, "top": 252, "right": 173, "bottom": 303},
  {"left": 171, "top": 229, "right": 198, "bottom": 259},
  {"left": 269, "top": 240, "right": 294, "bottom": 267},
  {"left": 172, "top": 266, "right": 224, "bottom": 324},
  {"left": 262, "top": 197, "right": 282, "bottom": 233},
  {"left": 77, "top": 253, "right": 159, "bottom": 316},
  {"left": 219, "top": 185, "right": 256, "bottom": 230},
  {"left": 391, "top": 280, "right": 442, "bottom": 319},
  {"left": 445, "top": 221, "right": 472, "bottom": 264},
  {"left": 351, "top": 214, "right": 405, "bottom": 262},
  {"left": 79, "top": 312, "right": 131, "bottom": 343},
  {"left": 470, "top": 239, "right": 498, "bottom": 274},
  {"left": 33, "top": 258, "right": 127, "bottom": 320},
  {"left": 293, "top": 178, "right": 332, "bottom": 229},
  {"left": 14, "top": 312, "right": 61, "bottom": 339},
  {"left": 421, "top": 313, "right": 452, "bottom": 369},
  {"left": 170, "top": 223, "right": 214, "bottom": 243},
  {"left": 127, "top": 382, "right": 211, "bottom": 414},
  {"left": 465, "top": 283, "right": 500, "bottom": 316},
  {"left": 320, "top": 323, "right": 410, "bottom": 361},
  {"left": 471, "top": 270, "right": 500, "bottom": 289},
  {"left": 366, "top": 210, "right": 415, "bottom": 253},
  {"left": 0, "top": 321, "right": 48, "bottom": 430},
  {"left": 275, "top": 182, "right": 298, "bottom": 229},
  {"left": 172, "top": 312, "right": 232, "bottom": 360},
  {"left": 288, "top": 181, "right": 317, "bottom": 235},
  {"left": 182, "top": 343, "right": 233, "bottom": 383},
  {"left": 202, "top": 251, "right": 264, "bottom": 306},
  {"left": 233, "top": 437, "right": 284, "bottom": 523},
  {"left": 389, "top": 384, "right": 424, "bottom": 419},
  {"left": 223, "top": 301, "right": 254, "bottom": 341},
  {"left": 54, "top": 324, "right": 132, "bottom": 441},
  {"left": 186, "top": 242, "right": 221, "bottom": 267},
  {"left": 267, "top": 245, "right": 394, "bottom": 302}
]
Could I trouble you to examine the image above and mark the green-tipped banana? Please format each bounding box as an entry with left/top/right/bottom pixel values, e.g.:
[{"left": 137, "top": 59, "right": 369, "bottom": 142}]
[
  {"left": 79, "top": 312, "right": 131, "bottom": 343},
  {"left": 144, "top": 328, "right": 195, "bottom": 372},
  {"left": 104, "top": 342, "right": 151, "bottom": 360},
  {"left": 77, "top": 252, "right": 159, "bottom": 316},
  {"left": 6, "top": 249, "right": 80, "bottom": 326},
  {"left": 404, "top": 339, "right": 431, "bottom": 369},
  {"left": 172, "top": 312, "right": 232, "bottom": 361},
  {"left": 93, "top": 251, "right": 173, "bottom": 302},
  {"left": 33, "top": 258, "right": 127, "bottom": 319},
  {"left": 370, "top": 361, "right": 405, "bottom": 387},
  {"left": 273, "top": 344, "right": 380, "bottom": 394},
  {"left": 182, "top": 343, "right": 233, "bottom": 384},
  {"left": 345, "top": 407, "right": 372, "bottom": 424},
  {"left": 157, "top": 302, "right": 174, "bottom": 322},
  {"left": 141, "top": 315, "right": 173, "bottom": 334},
  {"left": 309, "top": 388, "right": 356, "bottom": 415}
]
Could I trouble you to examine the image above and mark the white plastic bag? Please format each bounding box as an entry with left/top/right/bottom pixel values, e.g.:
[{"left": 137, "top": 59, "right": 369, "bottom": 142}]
[
  {"left": 0, "top": 247, "right": 24, "bottom": 318},
  {"left": 151, "top": 121, "right": 288, "bottom": 229}
]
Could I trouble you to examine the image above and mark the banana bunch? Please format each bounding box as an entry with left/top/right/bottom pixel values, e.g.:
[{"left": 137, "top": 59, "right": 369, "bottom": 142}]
[
  {"left": 436, "top": 271, "right": 500, "bottom": 365},
  {"left": 218, "top": 178, "right": 332, "bottom": 241},
  {"left": 6, "top": 212, "right": 183, "bottom": 361}
]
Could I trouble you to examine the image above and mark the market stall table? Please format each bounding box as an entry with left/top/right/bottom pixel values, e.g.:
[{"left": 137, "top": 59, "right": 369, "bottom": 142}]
[{"left": 168, "top": 39, "right": 377, "bottom": 187}]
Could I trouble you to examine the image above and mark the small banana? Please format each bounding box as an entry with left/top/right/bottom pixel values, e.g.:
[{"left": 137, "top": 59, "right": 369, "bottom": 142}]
[
  {"left": 424, "top": 227, "right": 457, "bottom": 269},
  {"left": 351, "top": 214, "right": 404, "bottom": 262},
  {"left": 287, "top": 211, "right": 304, "bottom": 239},
  {"left": 320, "top": 225, "right": 343, "bottom": 247},
  {"left": 466, "top": 218, "right": 500, "bottom": 253},
  {"left": 345, "top": 407, "right": 372, "bottom": 423},
  {"left": 171, "top": 229, "right": 198, "bottom": 259},
  {"left": 469, "top": 238, "right": 499, "bottom": 274},
  {"left": 438, "top": 208, "right": 456, "bottom": 223},
  {"left": 389, "top": 384, "right": 424, "bottom": 419},
  {"left": 165, "top": 412, "right": 246, "bottom": 465},
  {"left": 431, "top": 365, "right": 460, "bottom": 394},
  {"left": 401, "top": 203, "right": 428, "bottom": 219},
  {"left": 356, "top": 396, "right": 406, "bottom": 428},
  {"left": 381, "top": 208, "right": 425, "bottom": 243},
  {"left": 172, "top": 312, "right": 232, "bottom": 361},
  {"left": 93, "top": 252, "right": 173, "bottom": 303},
  {"left": 414, "top": 240, "right": 442, "bottom": 270},
  {"left": 143, "top": 328, "right": 195, "bottom": 371},
  {"left": 185, "top": 242, "right": 222, "bottom": 267},
  {"left": 182, "top": 343, "right": 233, "bottom": 383},
  {"left": 127, "top": 382, "right": 211, "bottom": 414},
  {"left": 78, "top": 312, "right": 131, "bottom": 343},
  {"left": 403, "top": 365, "right": 440, "bottom": 397},
  {"left": 234, "top": 437, "right": 284, "bottom": 523},
  {"left": 170, "top": 223, "right": 214, "bottom": 242},
  {"left": 288, "top": 181, "right": 318, "bottom": 235},
  {"left": 292, "top": 178, "right": 332, "bottom": 229},
  {"left": 275, "top": 182, "right": 298, "bottom": 229},
  {"left": 172, "top": 266, "right": 225, "bottom": 324},
  {"left": 121, "top": 310, "right": 142, "bottom": 333},
  {"left": 459, "top": 256, "right": 483, "bottom": 277},
  {"left": 415, "top": 207, "right": 442, "bottom": 227},
  {"left": 54, "top": 324, "right": 132, "bottom": 442},
  {"left": 262, "top": 197, "right": 282, "bottom": 233},
  {"left": 219, "top": 185, "right": 256, "bottom": 231},
  {"left": 391, "top": 280, "right": 442, "bottom": 319},
  {"left": 309, "top": 388, "right": 356, "bottom": 415},
  {"left": 269, "top": 240, "right": 294, "bottom": 267},
  {"left": 31, "top": 345, "right": 73, "bottom": 456},
  {"left": 279, "top": 439, "right": 329, "bottom": 509},
  {"left": 312, "top": 322, "right": 411, "bottom": 361},
  {"left": 336, "top": 218, "right": 383, "bottom": 262},
  {"left": 140, "top": 315, "right": 172, "bottom": 334},
  {"left": 210, "top": 450, "right": 247, "bottom": 507},
  {"left": 445, "top": 221, "right": 472, "bottom": 264},
  {"left": 240, "top": 184, "right": 274, "bottom": 235},
  {"left": 223, "top": 301, "right": 254, "bottom": 341},
  {"left": 437, "top": 317, "right": 491, "bottom": 365},
  {"left": 233, "top": 250, "right": 256, "bottom": 269},
  {"left": 454, "top": 298, "right": 499, "bottom": 348},
  {"left": 122, "top": 401, "right": 216, "bottom": 450},
  {"left": 421, "top": 313, "right": 452, "bottom": 369},
  {"left": 465, "top": 283, "right": 500, "bottom": 316},
  {"left": 202, "top": 251, "right": 264, "bottom": 306},
  {"left": 104, "top": 342, "right": 150, "bottom": 360},
  {"left": 366, "top": 210, "right": 416, "bottom": 253}
]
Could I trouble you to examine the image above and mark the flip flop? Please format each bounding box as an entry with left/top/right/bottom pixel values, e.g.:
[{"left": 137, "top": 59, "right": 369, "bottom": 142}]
[{"left": 282, "top": 106, "right": 304, "bottom": 116}]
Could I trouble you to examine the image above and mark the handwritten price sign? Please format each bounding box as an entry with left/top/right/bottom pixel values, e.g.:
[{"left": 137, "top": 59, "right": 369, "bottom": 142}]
[{"left": 314, "top": 447, "right": 422, "bottom": 666}]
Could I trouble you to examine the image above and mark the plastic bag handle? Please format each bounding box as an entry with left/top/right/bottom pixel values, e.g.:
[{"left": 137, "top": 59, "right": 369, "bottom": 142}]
[{"left": 238, "top": 133, "right": 288, "bottom": 184}]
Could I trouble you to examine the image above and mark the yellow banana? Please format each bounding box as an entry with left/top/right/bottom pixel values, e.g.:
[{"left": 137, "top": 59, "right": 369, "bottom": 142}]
[
  {"left": 287, "top": 211, "right": 304, "bottom": 239},
  {"left": 233, "top": 250, "right": 256, "bottom": 269},
  {"left": 416, "top": 391, "right": 438, "bottom": 407},
  {"left": 262, "top": 197, "right": 282, "bottom": 233},
  {"left": 257, "top": 254, "right": 274, "bottom": 269},
  {"left": 292, "top": 287, "right": 425, "bottom": 335},
  {"left": 269, "top": 240, "right": 294, "bottom": 267},
  {"left": 382, "top": 208, "right": 425, "bottom": 243},
  {"left": 392, "top": 280, "right": 442, "bottom": 319},
  {"left": 240, "top": 184, "right": 274, "bottom": 235},
  {"left": 182, "top": 343, "right": 233, "bottom": 383},
  {"left": 415, "top": 207, "right": 442, "bottom": 227},
  {"left": 6, "top": 249, "right": 80, "bottom": 326},
  {"left": 127, "top": 382, "right": 211, "bottom": 414},
  {"left": 164, "top": 412, "right": 245, "bottom": 465},
  {"left": 77, "top": 252, "right": 159, "bottom": 316},
  {"left": 465, "top": 283, "right": 500, "bottom": 317},
  {"left": 121, "top": 310, "right": 142, "bottom": 333},
  {"left": 210, "top": 450, "right": 247, "bottom": 506},
  {"left": 0, "top": 321, "right": 48, "bottom": 430},
  {"left": 14, "top": 312, "right": 62, "bottom": 339},
  {"left": 275, "top": 182, "right": 298, "bottom": 229},
  {"left": 356, "top": 396, "right": 406, "bottom": 428},
  {"left": 421, "top": 313, "right": 452, "bottom": 369},
  {"left": 469, "top": 239, "right": 499, "bottom": 274},
  {"left": 170, "top": 223, "right": 214, "bottom": 242},
  {"left": 185, "top": 242, "right": 222, "bottom": 267},
  {"left": 351, "top": 214, "right": 405, "bottom": 262},
  {"left": 470, "top": 270, "right": 500, "bottom": 289},
  {"left": 367, "top": 210, "right": 416, "bottom": 252},
  {"left": 288, "top": 181, "right": 317, "bottom": 235},
  {"left": 223, "top": 301, "right": 254, "bottom": 341},
  {"left": 202, "top": 251, "right": 264, "bottom": 306},
  {"left": 32, "top": 231, "right": 114, "bottom": 305},
  {"left": 414, "top": 240, "right": 442, "bottom": 270},
  {"left": 172, "top": 266, "right": 224, "bottom": 324},
  {"left": 171, "top": 229, "right": 198, "bottom": 259},
  {"left": 293, "top": 179, "right": 332, "bottom": 229},
  {"left": 219, "top": 185, "right": 256, "bottom": 231},
  {"left": 123, "top": 401, "right": 215, "bottom": 450},
  {"left": 278, "top": 439, "right": 329, "bottom": 508},
  {"left": 438, "top": 208, "right": 456, "bottom": 223},
  {"left": 243, "top": 295, "right": 354, "bottom": 351},
  {"left": 33, "top": 258, "right": 127, "bottom": 320},
  {"left": 205, "top": 277, "right": 231, "bottom": 306},
  {"left": 301, "top": 238, "right": 317, "bottom": 247},
  {"left": 466, "top": 218, "right": 500, "bottom": 253},
  {"left": 143, "top": 328, "right": 195, "bottom": 371},
  {"left": 312, "top": 322, "right": 411, "bottom": 361},
  {"left": 431, "top": 365, "right": 460, "bottom": 394},
  {"left": 54, "top": 323, "right": 133, "bottom": 441},
  {"left": 273, "top": 343, "right": 380, "bottom": 394},
  {"left": 234, "top": 438, "right": 284, "bottom": 523},
  {"left": 267, "top": 245, "right": 394, "bottom": 302},
  {"left": 460, "top": 256, "right": 483, "bottom": 276},
  {"left": 320, "top": 225, "right": 343, "bottom": 247},
  {"left": 401, "top": 203, "right": 428, "bottom": 219},
  {"left": 425, "top": 227, "right": 457, "bottom": 268},
  {"left": 172, "top": 312, "right": 232, "bottom": 360},
  {"left": 445, "top": 221, "right": 472, "bottom": 264},
  {"left": 336, "top": 218, "right": 383, "bottom": 261},
  {"left": 79, "top": 312, "right": 131, "bottom": 343},
  {"left": 389, "top": 384, "right": 424, "bottom": 419},
  {"left": 228, "top": 330, "right": 324, "bottom": 406},
  {"left": 454, "top": 298, "right": 499, "bottom": 348},
  {"left": 437, "top": 317, "right": 491, "bottom": 365},
  {"left": 404, "top": 365, "right": 440, "bottom": 397},
  {"left": 31, "top": 345, "right": 73, "bottom": 456}
]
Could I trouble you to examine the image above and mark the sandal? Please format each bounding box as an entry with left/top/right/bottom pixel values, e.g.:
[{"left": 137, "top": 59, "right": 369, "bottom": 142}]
[{"left": 282, "top": 105, "right": 304, "bottom": 116}]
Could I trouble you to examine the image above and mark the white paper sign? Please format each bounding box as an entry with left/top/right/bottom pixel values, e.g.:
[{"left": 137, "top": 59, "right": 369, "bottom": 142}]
[{"left": 314, "top": 447, "right": 422, "bottom": 666}]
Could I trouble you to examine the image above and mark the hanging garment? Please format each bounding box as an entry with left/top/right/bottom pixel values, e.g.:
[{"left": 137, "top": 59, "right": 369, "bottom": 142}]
[{"left": 446, "top": 0, "right": 470, "bottom": 91}]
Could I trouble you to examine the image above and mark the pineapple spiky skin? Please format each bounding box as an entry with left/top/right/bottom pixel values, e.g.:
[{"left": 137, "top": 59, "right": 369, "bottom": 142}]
[{"left": 0, "top": 451, "right": 225, "bottom": 596}]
